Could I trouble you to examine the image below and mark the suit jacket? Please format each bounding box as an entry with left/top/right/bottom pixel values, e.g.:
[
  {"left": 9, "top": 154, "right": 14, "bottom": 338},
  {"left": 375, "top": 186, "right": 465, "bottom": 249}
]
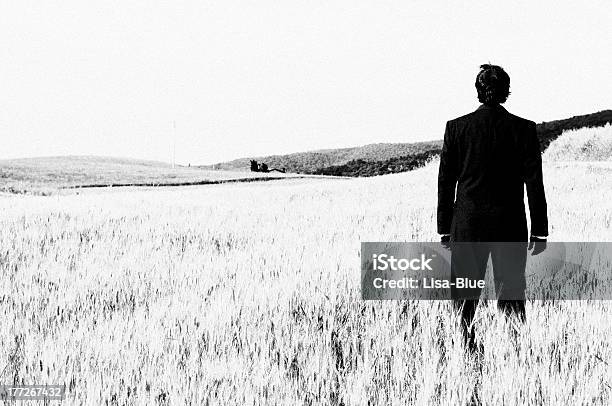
[{"left": 437, "top": 104, "right": 548, "bottom": 242}]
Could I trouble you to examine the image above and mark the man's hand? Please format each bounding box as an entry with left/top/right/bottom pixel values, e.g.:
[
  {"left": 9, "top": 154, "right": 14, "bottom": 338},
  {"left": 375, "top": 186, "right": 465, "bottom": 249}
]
[
  {"left": 441, "top": 234, "right": 451, "bottom": 250},
  {"left": 528, "top": 236, "right": 547, "bottom": 255}
]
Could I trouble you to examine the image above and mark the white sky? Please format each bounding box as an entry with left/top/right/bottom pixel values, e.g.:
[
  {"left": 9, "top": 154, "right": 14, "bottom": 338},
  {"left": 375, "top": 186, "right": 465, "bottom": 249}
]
[{"left": 1, "top": 1, "right": 611, "bottom": 165}]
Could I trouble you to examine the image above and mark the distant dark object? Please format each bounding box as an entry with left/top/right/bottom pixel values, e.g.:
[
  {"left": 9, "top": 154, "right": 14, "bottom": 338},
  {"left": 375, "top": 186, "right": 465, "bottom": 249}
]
[{"left": 250, "top": 159, "right": 285, "bottom": 173}]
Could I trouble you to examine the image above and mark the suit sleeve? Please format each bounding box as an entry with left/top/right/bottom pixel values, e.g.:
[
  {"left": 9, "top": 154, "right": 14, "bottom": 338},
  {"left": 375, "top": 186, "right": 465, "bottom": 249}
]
[
  {"left": 523, "top": 121, "right": 548, "bottom": 237},
  {"left": 437, "top": 121, "right": 457, "bottom": 235}
]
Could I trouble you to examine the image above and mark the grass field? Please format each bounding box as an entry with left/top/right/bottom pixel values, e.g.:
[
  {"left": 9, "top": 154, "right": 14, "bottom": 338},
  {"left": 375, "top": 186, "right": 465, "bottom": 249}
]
[
  {"left": 1, "top": 130, "right": 611, "bottom": 404},
  {"left": 0, "top": 156, "right": 306, "bottom": 195}
]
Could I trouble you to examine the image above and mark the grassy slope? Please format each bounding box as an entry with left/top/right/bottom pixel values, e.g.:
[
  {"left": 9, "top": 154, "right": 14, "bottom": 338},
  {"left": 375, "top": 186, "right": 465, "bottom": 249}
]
[
  {"left": 0, "top": 156, "right": 302, "bottom": 195},
  {"left": 208, "top": 110, "right": 612, "bottom": 174},
  {"left": 543, "top": 124, "right": 612, "bottom": 161},
  {"left": 204, "top": 141, "right": 442, "bottom": 173}
]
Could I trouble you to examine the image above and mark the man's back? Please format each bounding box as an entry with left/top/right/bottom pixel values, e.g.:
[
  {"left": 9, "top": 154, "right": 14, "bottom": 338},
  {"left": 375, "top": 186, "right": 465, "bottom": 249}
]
[
  {"left": 441, "top": 63, "right": 549, "bottom": 351},
  {"left": 437, "top": 104, "right": 548, "bottom": 242}
]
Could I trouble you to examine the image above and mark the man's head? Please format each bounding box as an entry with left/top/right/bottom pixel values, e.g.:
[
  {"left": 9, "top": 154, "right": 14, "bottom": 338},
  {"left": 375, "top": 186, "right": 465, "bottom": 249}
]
[{"left": 475, "top": 64, "right": 510, "bottom": 105}]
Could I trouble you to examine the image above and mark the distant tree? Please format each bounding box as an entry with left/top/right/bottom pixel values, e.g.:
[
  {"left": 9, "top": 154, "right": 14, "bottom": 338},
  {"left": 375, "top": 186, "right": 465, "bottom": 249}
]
[
  {"left": 250, "top": 160, "right": 259, "bottom": 172},
  {"left": 260, "top": 163, "right": 268, "bottom": 172}
]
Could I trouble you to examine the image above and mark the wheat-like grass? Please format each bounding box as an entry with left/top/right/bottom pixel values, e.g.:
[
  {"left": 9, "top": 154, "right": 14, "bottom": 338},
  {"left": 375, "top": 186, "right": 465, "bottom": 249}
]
[{"left": 0, "top": 158, "right": 611, "bottom": 404}]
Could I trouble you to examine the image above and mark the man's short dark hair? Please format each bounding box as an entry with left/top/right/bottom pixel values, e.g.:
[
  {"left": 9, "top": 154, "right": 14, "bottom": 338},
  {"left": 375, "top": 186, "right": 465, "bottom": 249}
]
[{"left": 475, "top": 64, "right": 511, "bottom": 105}]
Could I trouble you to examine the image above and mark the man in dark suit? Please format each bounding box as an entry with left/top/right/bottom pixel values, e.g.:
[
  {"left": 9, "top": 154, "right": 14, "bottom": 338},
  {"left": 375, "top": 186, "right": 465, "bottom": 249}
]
[{"left": 437, "top": 64, "right": 548, "bottom": 351}]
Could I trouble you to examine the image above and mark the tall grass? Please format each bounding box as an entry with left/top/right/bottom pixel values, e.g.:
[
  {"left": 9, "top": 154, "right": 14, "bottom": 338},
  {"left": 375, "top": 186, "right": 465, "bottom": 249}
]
[
  {"left": 543, "top": 124, "right": 612, "bottom": 162},
  {"left": 0, "top": 157, "right": 611, "bottom": 404}
]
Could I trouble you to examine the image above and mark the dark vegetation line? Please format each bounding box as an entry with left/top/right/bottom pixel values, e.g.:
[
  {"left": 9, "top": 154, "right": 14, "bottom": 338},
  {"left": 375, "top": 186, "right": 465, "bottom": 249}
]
[
  {"left": 311, "top": 110, "right": 612, "bottom": 177},
  {"left": 311, "top": 150, "right": 441, "bottom": 177},
  {"left": 61, "top": 175, "right": 348, "bottom": 190}
]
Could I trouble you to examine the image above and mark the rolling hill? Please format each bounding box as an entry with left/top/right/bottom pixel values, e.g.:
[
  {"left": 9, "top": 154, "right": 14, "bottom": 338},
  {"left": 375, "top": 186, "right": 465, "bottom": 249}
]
[
  {"left": 2, "top": 110, "right": 610, "bottom": 195},
  {"left": 207, "top": 110, "right": 612, "bottom": 177},
  {"left": 204, "top": 141, "right": 442, "bottom": 174},
  {"left": 0, "top": 156, "right": 303, "bottom": 195}
]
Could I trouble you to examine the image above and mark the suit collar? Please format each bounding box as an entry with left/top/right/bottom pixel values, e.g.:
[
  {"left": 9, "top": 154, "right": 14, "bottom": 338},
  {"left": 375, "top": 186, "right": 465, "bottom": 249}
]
[{"left": 477, "top": 104, "right": 507, "bottom": 113}]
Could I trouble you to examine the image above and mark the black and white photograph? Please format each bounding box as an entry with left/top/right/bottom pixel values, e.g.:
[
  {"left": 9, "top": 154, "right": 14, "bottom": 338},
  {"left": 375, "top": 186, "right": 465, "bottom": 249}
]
[{"left": 1, "top": 1, "right": 612, "bottom": 404}]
